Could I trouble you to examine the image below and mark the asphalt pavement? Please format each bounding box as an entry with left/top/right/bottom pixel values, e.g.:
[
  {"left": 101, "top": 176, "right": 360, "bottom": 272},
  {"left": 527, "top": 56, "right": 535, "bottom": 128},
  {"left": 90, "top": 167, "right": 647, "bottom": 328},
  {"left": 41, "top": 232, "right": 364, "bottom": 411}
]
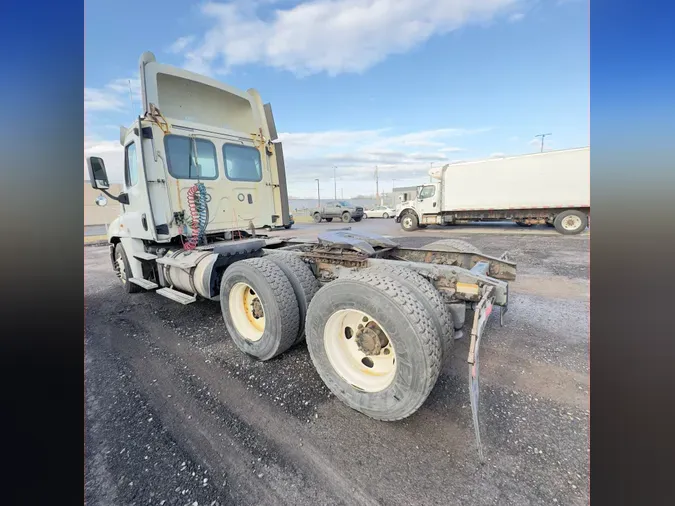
[{"left": 85, "top": 219, "right": 589, "bottom": 506}]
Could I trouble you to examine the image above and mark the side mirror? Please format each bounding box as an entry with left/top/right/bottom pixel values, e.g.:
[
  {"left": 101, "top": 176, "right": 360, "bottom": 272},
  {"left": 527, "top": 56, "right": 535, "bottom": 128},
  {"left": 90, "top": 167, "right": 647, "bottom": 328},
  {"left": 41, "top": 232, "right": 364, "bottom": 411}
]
[
  {"left": 95, "top": 195, "right": 108, "bottom": 207},
  {"left": 87, "top": 156, "right": 110, "bottom": 190}
]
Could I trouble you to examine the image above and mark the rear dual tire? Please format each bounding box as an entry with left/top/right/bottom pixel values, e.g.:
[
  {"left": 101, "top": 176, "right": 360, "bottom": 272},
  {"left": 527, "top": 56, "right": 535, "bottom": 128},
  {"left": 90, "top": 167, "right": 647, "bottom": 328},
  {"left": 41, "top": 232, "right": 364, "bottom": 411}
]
[
  {"left": 220, "top": 258, "right": 300, "bottom": 361},
  {"left": 553, "top": 210, "right": 588, "bottom": 235},
  {"left": 305, "top": 270, "right": 443, "bottom": 421}
]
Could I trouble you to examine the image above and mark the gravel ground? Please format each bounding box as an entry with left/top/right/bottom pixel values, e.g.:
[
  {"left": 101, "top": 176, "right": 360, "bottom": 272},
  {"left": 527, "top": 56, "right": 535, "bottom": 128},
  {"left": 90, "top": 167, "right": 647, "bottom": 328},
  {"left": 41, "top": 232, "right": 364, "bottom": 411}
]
[{"left": 85, "top": 221, "right": 589, "bottom": 506}]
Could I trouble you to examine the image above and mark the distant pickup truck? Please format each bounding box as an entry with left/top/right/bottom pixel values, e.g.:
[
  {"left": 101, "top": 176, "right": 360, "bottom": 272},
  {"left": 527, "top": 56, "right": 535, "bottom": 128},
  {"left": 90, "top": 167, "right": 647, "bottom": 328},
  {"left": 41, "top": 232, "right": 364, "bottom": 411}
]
[{"left": 312, "top": 201, "right": 364, "bottom": 223}]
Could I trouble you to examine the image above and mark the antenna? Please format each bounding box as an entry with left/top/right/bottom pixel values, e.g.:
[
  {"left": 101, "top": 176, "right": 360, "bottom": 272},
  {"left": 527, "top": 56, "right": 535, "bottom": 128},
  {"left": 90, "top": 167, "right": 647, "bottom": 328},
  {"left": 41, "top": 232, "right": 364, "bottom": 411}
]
[{"left": 128, "top": 79, "right": 135, "bottom": 113}]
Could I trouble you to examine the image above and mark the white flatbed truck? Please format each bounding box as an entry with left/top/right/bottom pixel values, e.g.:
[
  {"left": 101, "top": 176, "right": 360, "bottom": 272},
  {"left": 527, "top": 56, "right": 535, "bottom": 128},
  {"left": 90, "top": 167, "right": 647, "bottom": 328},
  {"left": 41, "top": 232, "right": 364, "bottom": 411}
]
[
  {"left": 396, "top": 148, "right": 591, "bottom": 235},
  {"left": 87, "top": 52, "right": 519, "bottom": 463}
]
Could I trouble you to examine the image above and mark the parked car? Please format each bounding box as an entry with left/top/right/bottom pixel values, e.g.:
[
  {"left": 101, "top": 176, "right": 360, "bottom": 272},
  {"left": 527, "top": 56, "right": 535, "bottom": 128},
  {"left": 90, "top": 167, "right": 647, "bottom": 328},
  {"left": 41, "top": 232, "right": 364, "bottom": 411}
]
[
  {"left": 364, "top": 205, "right": 395, "bottom": 219},
  {"left": 311, "top": 201, "right": 364, "bottom": 223}
]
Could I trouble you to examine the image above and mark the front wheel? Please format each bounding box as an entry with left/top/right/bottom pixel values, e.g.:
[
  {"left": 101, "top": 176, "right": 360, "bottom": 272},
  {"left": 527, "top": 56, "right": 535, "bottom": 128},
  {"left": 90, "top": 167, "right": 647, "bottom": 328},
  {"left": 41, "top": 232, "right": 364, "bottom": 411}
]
[
  {"left": 353, "top": 217, "right": 362, "bottom": 222},
  {"left": 305, "top": 270, "right": 442, "bottom": 421},
  {"left": 341, "top": 212, "right": 351, "bottom": 223},
  {"left": 114, "top": 243, "right": 141, "bottom": 293},
  {"left": 400, "top": 212, "right": 419, "bottom": 231},
  {"left": 553, "top": 210, "right": 588, "bottom": 235}
]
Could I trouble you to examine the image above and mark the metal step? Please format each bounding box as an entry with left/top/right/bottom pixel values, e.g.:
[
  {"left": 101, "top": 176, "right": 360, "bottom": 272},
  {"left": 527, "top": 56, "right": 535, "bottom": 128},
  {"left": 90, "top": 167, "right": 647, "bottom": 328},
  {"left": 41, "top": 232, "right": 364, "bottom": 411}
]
[
  {"left": 134, "top": 252, "right": 158, "bottom": 261},
  {"left": 156, "top": 287, "right": 197, "bottom": 305},
  {"left": 128, "top": 278, "right": 159, "bottom": 290}
]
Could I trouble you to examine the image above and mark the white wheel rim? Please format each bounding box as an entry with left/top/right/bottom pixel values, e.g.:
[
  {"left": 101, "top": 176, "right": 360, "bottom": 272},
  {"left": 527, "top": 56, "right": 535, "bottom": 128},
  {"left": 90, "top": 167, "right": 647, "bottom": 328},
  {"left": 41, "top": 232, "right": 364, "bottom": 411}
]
[
  {"left": 229, "top": 282, "right": 265, "bottom": 341},
  {"left": 402, "top": 216, "right": 412, "bottom": 228},
  {"left": 116, "top": 251, "right": 127, "bottom": 284},
  {"left": 561, "top": 215, "right": 582, "bottom": 231},
  {"left": 324, "top": 309, "right": 396, "bottom": 392}
]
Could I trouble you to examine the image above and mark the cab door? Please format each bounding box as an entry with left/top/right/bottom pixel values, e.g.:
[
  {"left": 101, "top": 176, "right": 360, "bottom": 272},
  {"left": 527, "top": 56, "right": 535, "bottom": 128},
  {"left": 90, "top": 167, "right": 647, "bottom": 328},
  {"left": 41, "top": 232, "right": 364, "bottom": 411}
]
[
  {"left": 118, "top": 131, "right": 157, "bottom": 240},
  {"left": 416, "top": 184, "right": 439, "bottom": 215}
]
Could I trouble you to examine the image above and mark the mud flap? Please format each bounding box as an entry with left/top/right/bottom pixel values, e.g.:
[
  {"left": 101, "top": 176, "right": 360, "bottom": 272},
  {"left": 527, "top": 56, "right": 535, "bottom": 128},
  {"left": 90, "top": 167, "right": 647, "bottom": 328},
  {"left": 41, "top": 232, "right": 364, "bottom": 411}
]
[{"left": 467, "top": 287, "right": 495, "bottom": 464}]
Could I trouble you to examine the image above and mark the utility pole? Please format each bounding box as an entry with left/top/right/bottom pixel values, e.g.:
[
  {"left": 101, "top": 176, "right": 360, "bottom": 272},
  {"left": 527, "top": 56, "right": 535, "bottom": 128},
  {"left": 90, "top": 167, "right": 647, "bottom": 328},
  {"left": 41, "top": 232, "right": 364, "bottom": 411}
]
[
  {"left": 535, "top": 133, "right": 552, "bottom": 152},
  {"left": 392, "top": 179, "right": 396, "bottom": 207},
  {"left": 341, "top": 188, "right": 344, "bottom": 199},
  {"left": 375, "top": 165, "right": 380, "bottom": 204},
  {"left": 333, "top": 166, "right": 337, "bottom": 200},
  {"left": 315, "top": 178, "right": 320, "bottom": 207},
  {"left": 429, "top": 162, "right": 433, "bottom": 182}
]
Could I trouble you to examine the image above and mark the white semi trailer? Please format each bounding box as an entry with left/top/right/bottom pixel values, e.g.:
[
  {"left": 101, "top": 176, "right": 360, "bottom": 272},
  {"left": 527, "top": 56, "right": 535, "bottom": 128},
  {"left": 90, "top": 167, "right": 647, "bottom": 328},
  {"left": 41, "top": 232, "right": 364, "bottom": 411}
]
[
  {"left": 87, "top": 52, "right": 520, "bottom": 463},
  {"left": 396, "top": 148, "right": 591, "bottom": 235}
]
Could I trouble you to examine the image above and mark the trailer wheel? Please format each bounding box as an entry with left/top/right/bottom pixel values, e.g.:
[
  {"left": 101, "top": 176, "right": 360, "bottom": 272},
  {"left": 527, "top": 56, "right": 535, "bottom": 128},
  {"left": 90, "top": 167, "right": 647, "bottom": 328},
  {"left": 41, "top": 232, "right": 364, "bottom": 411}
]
[
  {"left": 341, "top": 212, "right": 351, "bottom": 223},
  {"left": 364, "top": 266, "right": 455, "bottom": 360},
  {"left": 553, "top": 210, "right": 588, "bottom": 235},
  {"left": 305, "top": 271, "right": 442, "bottom": 421},
  {"left": 313, "top": 213, "right": 322, "bottom": 223},
  {"left": 266, "top": 252, "right": 321, "bottom": 345},
  {"left": 220, "top": 258, "right": 300, "bottom": 361},
  {"left": 426, "top": 239, "right": 483, "bottom": 255},
  {"left": 400, "top": 212, "right": 419, "bottom": 231},
  {"left": 114, "top": 243, "right": 142, "bottom": 293},
  {"left": 325, "top": 217, "right": 333, "bottom": 222}
]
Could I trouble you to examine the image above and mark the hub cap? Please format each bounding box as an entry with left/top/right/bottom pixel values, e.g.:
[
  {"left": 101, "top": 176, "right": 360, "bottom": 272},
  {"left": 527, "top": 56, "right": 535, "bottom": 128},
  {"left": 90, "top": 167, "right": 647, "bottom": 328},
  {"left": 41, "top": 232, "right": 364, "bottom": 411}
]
[
  {"left": 324, "top": 309, "right": 396, "bottom": 392},
  {"left": 561, "top": 215, "right": 582, "bottom": 231},
  {"left": 402, "top": 216, "right": 413, "bottom": 229},
  {"left": 229, "top": 282, "right": 265, "bottom": 341}
]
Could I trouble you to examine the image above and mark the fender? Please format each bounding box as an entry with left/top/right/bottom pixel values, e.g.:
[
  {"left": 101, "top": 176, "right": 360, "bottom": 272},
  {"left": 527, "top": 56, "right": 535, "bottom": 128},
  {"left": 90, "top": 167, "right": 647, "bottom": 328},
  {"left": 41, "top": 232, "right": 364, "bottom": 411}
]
[
  {"left": 107, "top": 216, "right": 130, "bottom": 243},
  {"left": 395, "top": 205, "right": 418, "bottom": 223}
]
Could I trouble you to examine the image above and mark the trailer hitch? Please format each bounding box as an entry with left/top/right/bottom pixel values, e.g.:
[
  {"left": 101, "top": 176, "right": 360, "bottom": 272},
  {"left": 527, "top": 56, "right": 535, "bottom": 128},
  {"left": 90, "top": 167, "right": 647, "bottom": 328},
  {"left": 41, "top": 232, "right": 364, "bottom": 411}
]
[{"left": 467, "top": 286, "right": 495, "bottom": 464}]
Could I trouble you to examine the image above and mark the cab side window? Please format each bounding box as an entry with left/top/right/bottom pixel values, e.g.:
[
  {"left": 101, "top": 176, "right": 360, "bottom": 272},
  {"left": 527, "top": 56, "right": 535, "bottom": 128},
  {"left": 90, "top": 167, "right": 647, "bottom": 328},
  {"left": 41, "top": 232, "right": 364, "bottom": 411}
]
[
  {"left": 125, "top": 142, "right": 139, "bottom": 187},
  {"left": 419, "top": 186, "right": 436, "bottom": 199}
]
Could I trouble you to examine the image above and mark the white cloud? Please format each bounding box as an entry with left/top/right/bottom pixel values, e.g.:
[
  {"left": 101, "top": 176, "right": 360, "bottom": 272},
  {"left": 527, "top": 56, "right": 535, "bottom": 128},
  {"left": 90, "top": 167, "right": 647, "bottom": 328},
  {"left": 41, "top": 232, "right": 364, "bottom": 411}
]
[
  {"left": 489, "top": 152, "right": 506, "bottom": 158},
  {"left": 508, "top": 12, "right": 524, "bottom": 22},
  {"left": 85, "top": 77, "right": 141, "bottom": 112},
  {"left": 84, "top": 137, "right": 124, "bottom": 183},
  {"left": 277, "top": 126, "right": 490, "bottom": 196},
  {"left": 178, "top": 0, "right": 521, "bottom": 76},
  {"left": 167, "top": 35, "right": 196, "bottom": 54}
]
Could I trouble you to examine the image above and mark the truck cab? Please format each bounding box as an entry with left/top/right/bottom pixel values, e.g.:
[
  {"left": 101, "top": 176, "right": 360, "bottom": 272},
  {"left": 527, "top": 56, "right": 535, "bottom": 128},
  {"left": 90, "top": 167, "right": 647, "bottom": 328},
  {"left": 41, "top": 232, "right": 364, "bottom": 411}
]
[
  {"left": 395, "top": 183, "right": 440, "bottom": 229},
  {"left": 88, "top": 51, "right": 291, "bottom": 248}
]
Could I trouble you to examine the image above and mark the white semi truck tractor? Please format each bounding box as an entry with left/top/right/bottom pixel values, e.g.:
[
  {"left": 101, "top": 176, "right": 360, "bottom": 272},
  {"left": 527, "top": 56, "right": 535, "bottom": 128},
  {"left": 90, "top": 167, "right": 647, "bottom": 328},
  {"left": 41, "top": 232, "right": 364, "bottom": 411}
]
[
  {"left": 396, "top": 148, "right": 591, "bottom": 235},
  {"left": 87, "top": 52, "right": 519, "bottom": 463}
]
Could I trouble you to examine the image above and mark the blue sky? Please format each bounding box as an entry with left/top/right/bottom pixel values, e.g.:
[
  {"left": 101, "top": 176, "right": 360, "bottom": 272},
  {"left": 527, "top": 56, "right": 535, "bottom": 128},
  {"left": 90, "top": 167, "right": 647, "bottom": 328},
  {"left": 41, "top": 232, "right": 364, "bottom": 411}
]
[{"left": 85, "top": 0, "right": 589, "bottom": 198}]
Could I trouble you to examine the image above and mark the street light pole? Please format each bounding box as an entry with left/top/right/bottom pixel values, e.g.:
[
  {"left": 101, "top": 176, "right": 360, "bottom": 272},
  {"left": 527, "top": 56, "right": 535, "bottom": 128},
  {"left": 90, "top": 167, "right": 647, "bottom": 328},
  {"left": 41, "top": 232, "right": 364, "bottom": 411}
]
[
  {"left": 392, "top": 179, "right": 396, "bottom": 207},
  {"left": 535, "top": 133, "right": 552, "bottom": 152},
  {"left": 333, "top": 166, "right": 337, "bottom": 200},
  {"left": 315, "top": 178, "right": 320, "bottom": 207}
]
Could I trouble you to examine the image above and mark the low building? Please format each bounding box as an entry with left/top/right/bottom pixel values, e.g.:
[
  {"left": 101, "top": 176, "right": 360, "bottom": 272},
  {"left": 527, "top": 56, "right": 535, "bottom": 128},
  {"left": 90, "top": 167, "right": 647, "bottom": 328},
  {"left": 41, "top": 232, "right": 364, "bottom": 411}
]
[
  {"left": 84, "top": 182, "right": 121, "bottom": 229},
  {"left": 391, "top": 186, "right": 418, "bottom": 206}
]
